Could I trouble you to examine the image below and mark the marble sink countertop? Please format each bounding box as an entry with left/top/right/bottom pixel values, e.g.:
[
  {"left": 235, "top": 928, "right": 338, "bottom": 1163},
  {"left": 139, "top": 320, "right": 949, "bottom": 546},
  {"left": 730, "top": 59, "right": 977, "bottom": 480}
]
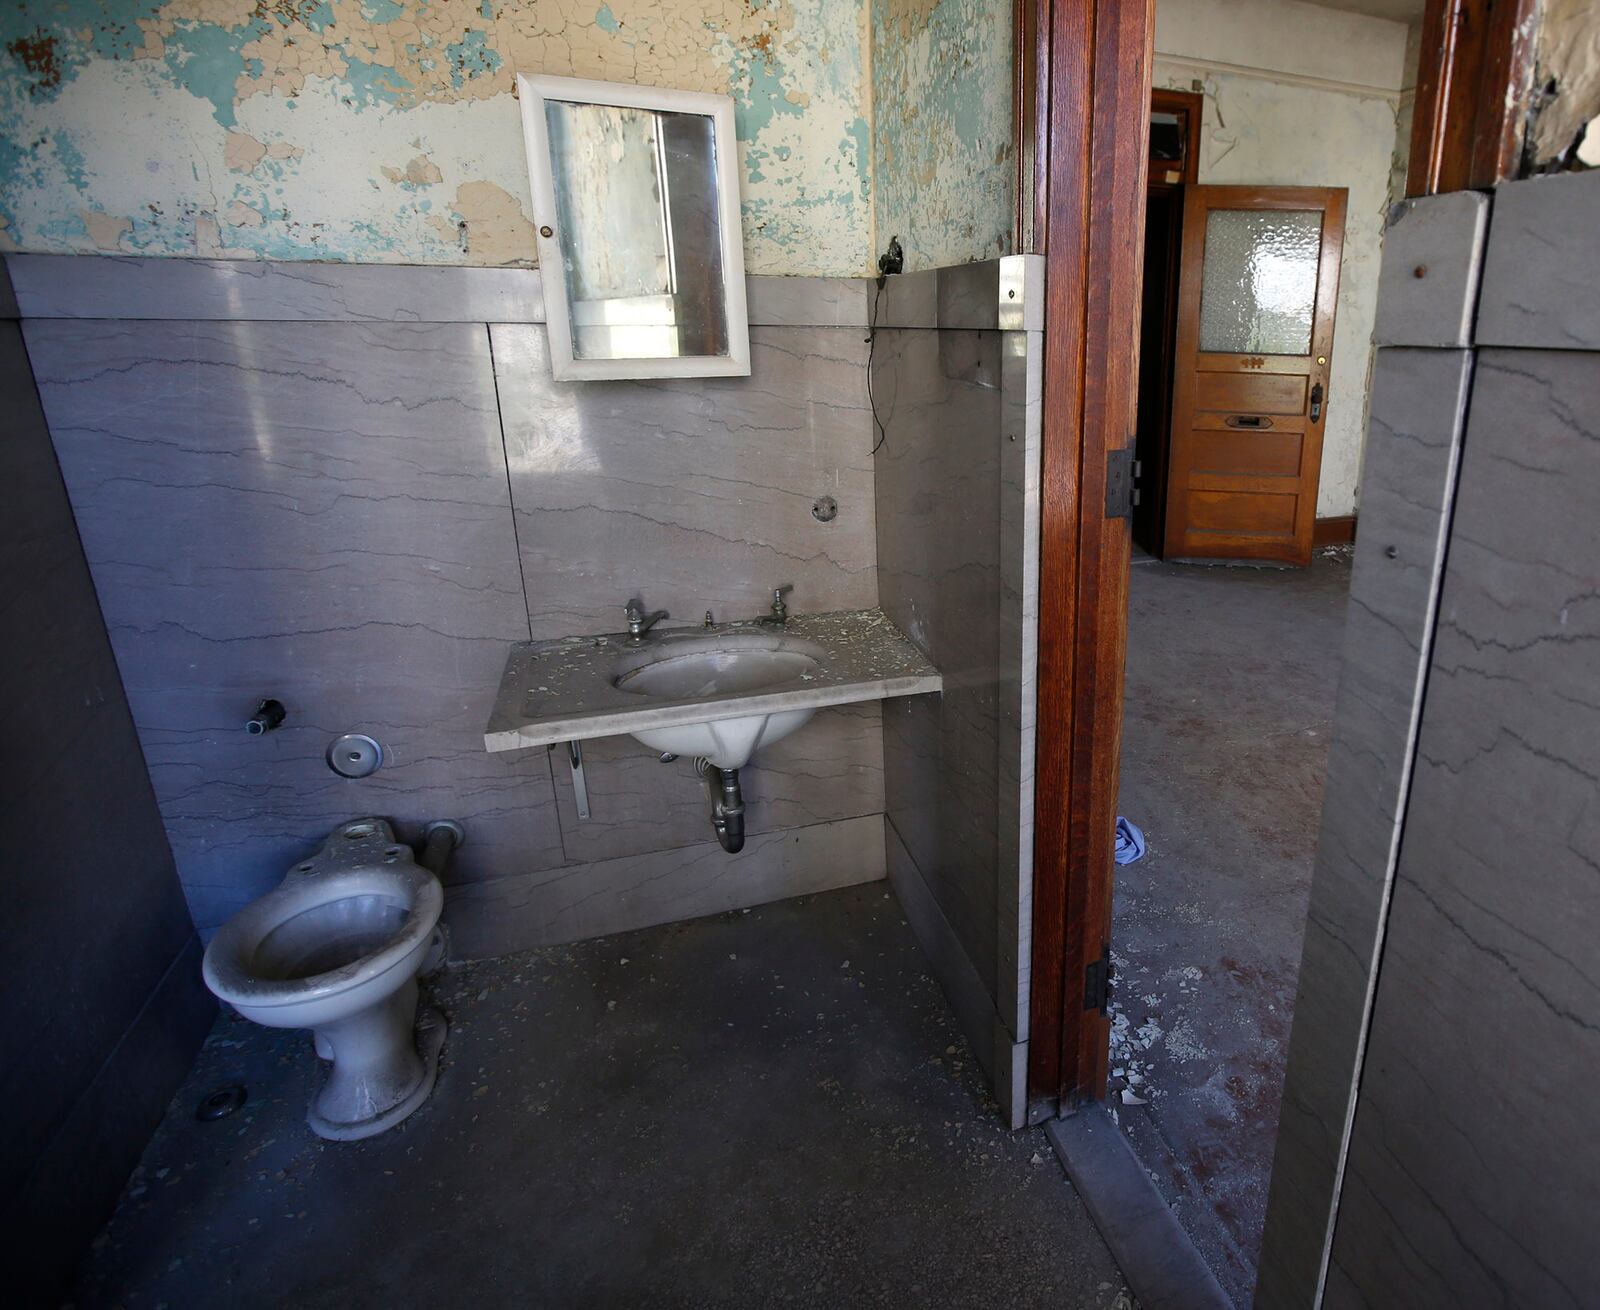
[{"left": 484, "top": 608, "right": 942, "bottom": 753}]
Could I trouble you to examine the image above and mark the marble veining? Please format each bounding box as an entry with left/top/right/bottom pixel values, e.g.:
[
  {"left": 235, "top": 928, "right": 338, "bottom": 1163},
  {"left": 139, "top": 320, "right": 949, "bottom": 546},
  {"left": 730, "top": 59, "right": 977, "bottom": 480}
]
[
  {"left": 1475, "top": 172, "right": 1600, "bottom": 351},
  {"left": 1328, "top": 348, "right": 1600, "bottom": 1306},
  {"left": 7, "top": 254, "right": 545, "bottom": 324},
  {"left": 485, "top": 609, "right": 940, "bottom": 753},
  {"left": 4, "top": 254, "right": 880, "bottom": 329},
  {"left": 1257, "top": 347, "right": 1472, "bottom": 1307},
  {"left": 14, "top": 253, "right": 1046, "bottom": 969},
  {"left": 26, "top": 317, "right": 565, "bottom": 931},
  {"left": 493, "top": 323, "right": 879, "bottom": 641}
]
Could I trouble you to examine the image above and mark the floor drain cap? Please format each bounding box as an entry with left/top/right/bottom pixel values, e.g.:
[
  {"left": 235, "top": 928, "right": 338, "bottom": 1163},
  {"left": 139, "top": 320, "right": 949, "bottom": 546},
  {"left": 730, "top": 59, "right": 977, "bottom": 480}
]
[{"left": 196, "top": 1084, "right": 248, "bottom": 1121}]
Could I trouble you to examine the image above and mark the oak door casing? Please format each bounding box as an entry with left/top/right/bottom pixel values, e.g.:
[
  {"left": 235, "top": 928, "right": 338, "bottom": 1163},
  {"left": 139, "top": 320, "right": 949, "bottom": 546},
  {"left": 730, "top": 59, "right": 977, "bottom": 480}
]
[
  {"left": 1025, "top": 0, "right": 1153, "bottom": 1117},
  {"left": 1163, "top": 185, "right": 1346, "bottom": 566}
]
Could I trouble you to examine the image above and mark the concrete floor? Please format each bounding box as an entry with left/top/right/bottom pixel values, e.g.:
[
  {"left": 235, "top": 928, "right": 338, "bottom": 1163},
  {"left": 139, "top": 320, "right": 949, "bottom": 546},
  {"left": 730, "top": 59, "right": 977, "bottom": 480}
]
[
  {"left": 74, "top": 884, "right": 1131, "bottom": 1308},
  {"left": 1113, "top": 550, "right": 1351, "bottom": 1304}
]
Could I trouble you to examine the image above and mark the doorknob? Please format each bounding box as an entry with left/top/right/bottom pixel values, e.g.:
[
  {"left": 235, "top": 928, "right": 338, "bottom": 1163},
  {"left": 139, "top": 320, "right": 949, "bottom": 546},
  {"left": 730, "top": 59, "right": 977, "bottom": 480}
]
[{"left": 1310, "top": 383, "right": 1324, "bottom": 423}]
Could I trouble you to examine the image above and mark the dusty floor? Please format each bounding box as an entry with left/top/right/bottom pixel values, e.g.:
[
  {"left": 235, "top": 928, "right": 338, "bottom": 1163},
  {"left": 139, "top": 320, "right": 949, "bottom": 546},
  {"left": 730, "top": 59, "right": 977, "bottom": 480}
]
[
  {"left": 74, "top": 884, "right": 1130, "bottom": 1309},
  {"left": 1113, "top": 549, "right": 1351, "bottom": 1304}
]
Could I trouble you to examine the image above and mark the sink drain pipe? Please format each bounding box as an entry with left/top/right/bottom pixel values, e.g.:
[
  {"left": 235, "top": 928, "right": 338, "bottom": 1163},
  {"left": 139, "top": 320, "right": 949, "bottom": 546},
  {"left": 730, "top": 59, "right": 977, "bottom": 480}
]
[{"left": 695, "top": 758, "right": 746, "bottom": 854}]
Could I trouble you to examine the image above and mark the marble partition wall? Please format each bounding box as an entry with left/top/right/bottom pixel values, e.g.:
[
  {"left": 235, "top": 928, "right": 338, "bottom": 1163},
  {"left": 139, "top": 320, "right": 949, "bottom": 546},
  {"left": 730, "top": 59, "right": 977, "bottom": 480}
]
[
  {"left": 872, "top": 257, "right": 1044, "bottom": 1127},
  {"left": 14, "top": 257, "right": 890, "bottom": 950},
  {"left": 1326, "top": 346, "right": 1600, "bottom": 1305},
  {"left": 1256, "top": 192, "right": 1486, "bottom": 1307},
  {"left": 1260, "top": 173, "right": 1600, "bottom": 1306},
  {"left": 0, "top": 269, "right": 213, "bottom": 1302}
]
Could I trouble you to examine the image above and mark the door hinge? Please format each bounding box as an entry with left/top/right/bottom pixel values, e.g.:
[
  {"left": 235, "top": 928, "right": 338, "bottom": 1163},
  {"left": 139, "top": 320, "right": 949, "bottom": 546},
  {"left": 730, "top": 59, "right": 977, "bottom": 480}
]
[
  {"left": 1105, "top": 445, "right": 1142, "bottom": 519},
  {"left": 1084, "top": 951, "right": 1114, "bottom": 1014}
]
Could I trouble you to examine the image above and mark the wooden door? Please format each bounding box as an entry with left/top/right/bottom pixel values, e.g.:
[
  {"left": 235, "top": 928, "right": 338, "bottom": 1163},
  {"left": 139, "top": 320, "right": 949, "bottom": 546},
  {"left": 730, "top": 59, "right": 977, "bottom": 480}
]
[{"left": 1162, "top": 185, "right": 1346, "bottom": 565}]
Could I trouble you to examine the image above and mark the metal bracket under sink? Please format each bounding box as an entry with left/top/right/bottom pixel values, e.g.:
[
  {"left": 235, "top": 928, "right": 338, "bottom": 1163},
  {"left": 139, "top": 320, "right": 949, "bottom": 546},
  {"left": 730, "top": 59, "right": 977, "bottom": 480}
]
[{"left": 565, "top": 740, "right": 591, "bottom": 820}]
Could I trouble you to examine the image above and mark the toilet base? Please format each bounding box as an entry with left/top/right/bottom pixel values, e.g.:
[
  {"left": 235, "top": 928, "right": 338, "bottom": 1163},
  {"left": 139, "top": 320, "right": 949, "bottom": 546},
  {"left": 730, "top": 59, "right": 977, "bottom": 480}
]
[{"left": 307, "top": 990, "right": 448, "bottom": 1142}]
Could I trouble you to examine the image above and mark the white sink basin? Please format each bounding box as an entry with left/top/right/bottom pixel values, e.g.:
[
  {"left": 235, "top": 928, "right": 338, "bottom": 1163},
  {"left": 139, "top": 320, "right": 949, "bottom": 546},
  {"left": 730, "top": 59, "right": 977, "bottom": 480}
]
[{"left": 612, "top": 632, "right": 824, "bottom": 768}]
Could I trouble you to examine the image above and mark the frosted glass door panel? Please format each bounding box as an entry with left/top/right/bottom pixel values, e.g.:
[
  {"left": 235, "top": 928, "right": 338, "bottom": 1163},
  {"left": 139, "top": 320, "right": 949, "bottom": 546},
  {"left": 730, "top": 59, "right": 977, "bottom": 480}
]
[{"left": 1198, "top": 209, "right": 1322, "bottom": 355}]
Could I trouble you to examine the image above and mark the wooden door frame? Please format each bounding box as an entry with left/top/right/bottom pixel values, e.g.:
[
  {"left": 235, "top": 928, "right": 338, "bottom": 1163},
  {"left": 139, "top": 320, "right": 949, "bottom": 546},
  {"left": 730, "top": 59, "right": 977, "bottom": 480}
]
[
  {"left": 1017, "top": 0, "right": 1154, "bottom": 1118},
  {"left": 1407, "top": 0, "right": 1540, "bottom": 197},
  {"left": 1132, "top": 87, "right": 1201, "bottom": 557},
  {"left": 1149, "top": 86, "right": 1202, "bottom": 188}
]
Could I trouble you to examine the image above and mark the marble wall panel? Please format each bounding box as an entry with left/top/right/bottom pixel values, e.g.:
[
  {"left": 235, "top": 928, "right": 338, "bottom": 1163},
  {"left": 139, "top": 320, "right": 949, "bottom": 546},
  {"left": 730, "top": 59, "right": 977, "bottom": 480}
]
[
  {"left": 445, "top": 813, "right": 887, "bottom": 958},
  {"left": 494, "top": 323, "right": 878, "bottom": 640},
  {"left": 1475, "top": 172, "right": 1600, "bottom": 351},
  {"left": 1372, "top": 193, "right": 1489, "bottom": 348},
  {"left": 874, "top": 327, "right": 1005, "bottom": 1003},
  {"left": 4, "top": 255, "right": 876, "bottom": 331},
  {"left": 27, "top": 318, "right": 566, "bottom": 933},
  {"left": 872, "top": 298, "right": 1040, "bottom": 1085},
  {"left": 997, "top": 329, "right": 1042, "bottom": 1041},
  {"left": 6, "top": 254, "right": 545, "bottom": 324},
  {"left": 885, "top": 817, "right": 1025, "bottom": 1127},
  {"left": 1325, "top": 349, "right": 1600, "bottom": 1306},
  {"left": 1256, "top": 348, "right": 1472, "bottom": 1306},
  {"left": 744, "top": 276, "right": 871, "bottom": 327},
  {"left": 548, "top": 702, "right": 885, "bottom": 865},
  {"left": 876, "top": 256, "right": 1044, "bottom": 332}
]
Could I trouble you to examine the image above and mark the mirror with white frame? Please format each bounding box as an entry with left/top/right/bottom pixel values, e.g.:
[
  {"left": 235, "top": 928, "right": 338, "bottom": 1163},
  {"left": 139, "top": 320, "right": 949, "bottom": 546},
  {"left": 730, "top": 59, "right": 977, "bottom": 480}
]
[{"left": 518, "top": 73, "right": 751, "bottom": 381}]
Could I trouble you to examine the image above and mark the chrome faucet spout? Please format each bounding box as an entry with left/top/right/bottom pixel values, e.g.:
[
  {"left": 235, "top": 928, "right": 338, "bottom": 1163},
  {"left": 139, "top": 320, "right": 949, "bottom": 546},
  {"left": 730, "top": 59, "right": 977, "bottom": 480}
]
[
  {"left": 765, "top": 583, "right": 794, "bottom": 626},
  {"left": 624, "top": 598, "right": 669, "bottom": 642}
]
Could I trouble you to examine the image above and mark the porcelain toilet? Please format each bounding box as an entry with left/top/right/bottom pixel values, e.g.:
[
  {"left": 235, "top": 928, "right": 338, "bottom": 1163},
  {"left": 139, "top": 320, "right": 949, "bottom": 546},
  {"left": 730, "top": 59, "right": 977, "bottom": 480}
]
[{"left": 202, "top": 818, "right": 453, "bottom": 1141}]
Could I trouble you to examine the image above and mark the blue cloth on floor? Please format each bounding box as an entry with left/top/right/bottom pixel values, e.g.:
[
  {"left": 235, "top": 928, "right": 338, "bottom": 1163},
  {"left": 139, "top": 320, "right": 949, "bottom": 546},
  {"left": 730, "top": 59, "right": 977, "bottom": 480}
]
[{"left": 1114, "top": 816, "right": 1146, "bottom": 865}]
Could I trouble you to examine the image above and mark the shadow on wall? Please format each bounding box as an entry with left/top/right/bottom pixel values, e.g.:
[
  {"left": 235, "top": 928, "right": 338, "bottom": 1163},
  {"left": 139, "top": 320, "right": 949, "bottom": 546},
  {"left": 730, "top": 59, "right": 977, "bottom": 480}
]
[{"left": 0, "top": 286, "right": 213, "bottom": 1304}]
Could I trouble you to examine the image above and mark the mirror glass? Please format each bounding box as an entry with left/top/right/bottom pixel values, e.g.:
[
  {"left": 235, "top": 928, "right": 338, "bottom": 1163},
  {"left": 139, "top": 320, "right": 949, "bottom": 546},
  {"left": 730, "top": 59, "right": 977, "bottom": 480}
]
[{"left": 544, "top": 99, "right": 731, "bottom": 363}]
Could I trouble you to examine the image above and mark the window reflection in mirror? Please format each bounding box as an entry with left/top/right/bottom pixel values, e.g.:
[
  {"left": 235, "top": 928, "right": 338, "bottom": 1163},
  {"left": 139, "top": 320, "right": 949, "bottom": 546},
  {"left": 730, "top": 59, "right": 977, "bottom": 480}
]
[{"left": 544, "top": 100, "right": 730, "bottom": 362}]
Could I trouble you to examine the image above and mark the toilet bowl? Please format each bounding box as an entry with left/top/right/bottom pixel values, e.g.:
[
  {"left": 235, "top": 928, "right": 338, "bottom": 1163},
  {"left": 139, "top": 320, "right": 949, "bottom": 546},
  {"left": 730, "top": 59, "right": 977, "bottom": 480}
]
[{"left": 202, "top": 818, "right": 451, "bottom": 1141}]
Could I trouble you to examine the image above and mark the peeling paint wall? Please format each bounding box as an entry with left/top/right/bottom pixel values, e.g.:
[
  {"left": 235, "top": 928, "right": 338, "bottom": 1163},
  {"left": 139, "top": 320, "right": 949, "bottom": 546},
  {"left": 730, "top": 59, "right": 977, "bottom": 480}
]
[
  {"left": 1156, "top": 0, "right": 1411, "bottom": 519},
  {"left": 871, "top": 0, "right": 1013, "bottom": 271},
  {"left": 1531, "top": 0, "right": 1600, "bottom": 168},
  {"left": 0, "top": 0, "right": 875, "bottom": 275},
  {"left": 1390, "top": 20, "right": 1422, "bottom": 204}
]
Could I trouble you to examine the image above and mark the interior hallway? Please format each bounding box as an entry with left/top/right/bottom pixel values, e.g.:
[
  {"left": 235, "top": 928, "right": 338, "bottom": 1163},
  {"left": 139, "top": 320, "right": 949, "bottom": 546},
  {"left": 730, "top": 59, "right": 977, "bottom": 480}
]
[
  {"left": 75, "top": 884, "right": 1130, "bottom": 1309},
  {"left": 1113, "top": 549, "right": 1352, "bottom": 1302}
]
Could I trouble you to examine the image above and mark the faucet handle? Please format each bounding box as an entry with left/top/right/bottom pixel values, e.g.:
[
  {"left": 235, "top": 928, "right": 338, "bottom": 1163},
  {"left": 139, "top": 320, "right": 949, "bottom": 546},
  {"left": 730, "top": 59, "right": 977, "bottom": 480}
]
[{"left": 772, "top": 583, "right": 793, "bottom": 603}]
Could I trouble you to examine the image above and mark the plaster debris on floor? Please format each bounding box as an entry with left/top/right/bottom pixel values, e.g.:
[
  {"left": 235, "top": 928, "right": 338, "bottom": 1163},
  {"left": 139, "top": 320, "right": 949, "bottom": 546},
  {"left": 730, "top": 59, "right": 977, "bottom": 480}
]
[
  {"left": 74, "top": 885, "right": 1131, "bottom": 1310},
  {"left": 1113, "top": 551, "right": 1351, "bottom": 1304}
]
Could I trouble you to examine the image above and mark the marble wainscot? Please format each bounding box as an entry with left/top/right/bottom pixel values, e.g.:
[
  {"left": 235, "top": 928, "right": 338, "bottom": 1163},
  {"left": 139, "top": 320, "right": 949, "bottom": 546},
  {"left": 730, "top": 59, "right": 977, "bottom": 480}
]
[
  {"left": 485, "top": 609, "right": 941, "bottom": 752},
  {"left": 872, "top": 256, "right": 1044, "bottom": 1129},
  {"left": 12, "top": 253, "right": 896, "bottom": 953}
]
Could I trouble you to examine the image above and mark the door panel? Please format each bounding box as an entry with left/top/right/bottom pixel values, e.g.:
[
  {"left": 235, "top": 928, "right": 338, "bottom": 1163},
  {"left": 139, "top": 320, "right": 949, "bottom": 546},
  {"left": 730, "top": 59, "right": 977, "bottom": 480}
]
[
  {"left": 1194, "top": 370, "right": 1308, "bottom": 413},
  {"left": 1188, "top": 431, "right": 1305, "bottom": 478},
  {"left": 1163, "top": 185, "right": 1346, "bottom": 564},
  {"left": 1188, "top": 489, "right": 1299, "bottom": 535}
]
